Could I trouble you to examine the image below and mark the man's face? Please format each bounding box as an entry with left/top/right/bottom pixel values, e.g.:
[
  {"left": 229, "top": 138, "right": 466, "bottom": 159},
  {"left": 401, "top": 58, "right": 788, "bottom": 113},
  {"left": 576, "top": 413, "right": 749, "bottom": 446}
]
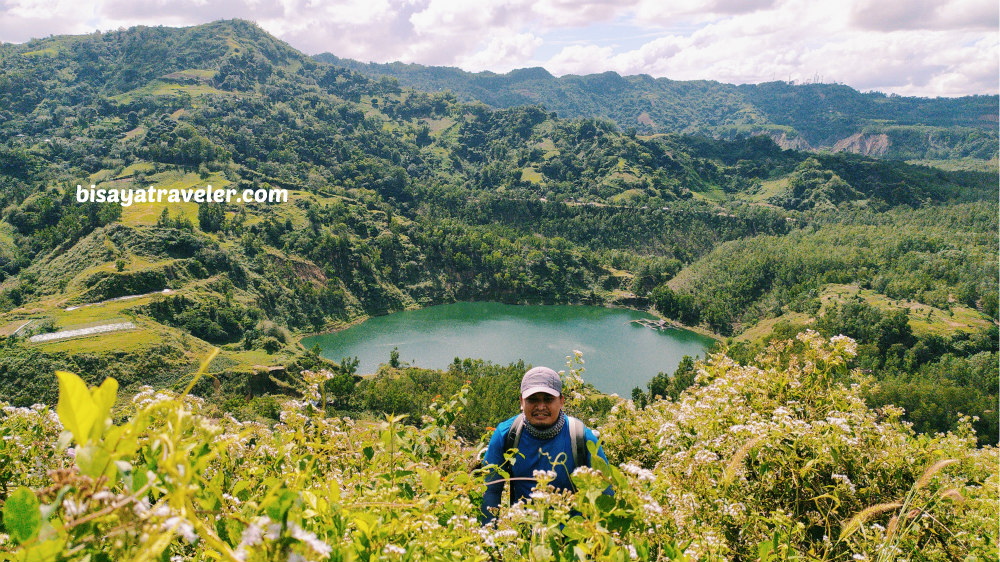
[{"left": 520, "top": 392, "right": 564, "bottom": 427}]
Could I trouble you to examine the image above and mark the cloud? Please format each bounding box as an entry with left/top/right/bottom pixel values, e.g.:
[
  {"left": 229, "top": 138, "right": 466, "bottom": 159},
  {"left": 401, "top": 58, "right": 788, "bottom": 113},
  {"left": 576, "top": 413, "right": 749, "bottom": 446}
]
[
  {"left": 530, "top": 0, "right": 634, "bottom": 27},
  {"left": 0, "top": 0, "right": 995, "bottom": 96},
  {"left": 99, "top": 0, "right": 285, "bottom": 26},
  {"left": 709, "top": 0, "right": 775, "bottom": 15},
  {"left": 0, "top": 0, "right": 96, "bottom": 42},
  {"left": 456, "top": 32, "right": 542, "bottom": 73},
  {"left": 630, "top": 0, "right": 776, "bottom": 27},
  {"left": 546, "top": 44, "right": 616, "bottom": 75},
  {"left": 850, "top": 0, "right": 998, "bottom": 31},
  {"left": 543, "top": 0, "right": 997, "bottom": 96}
]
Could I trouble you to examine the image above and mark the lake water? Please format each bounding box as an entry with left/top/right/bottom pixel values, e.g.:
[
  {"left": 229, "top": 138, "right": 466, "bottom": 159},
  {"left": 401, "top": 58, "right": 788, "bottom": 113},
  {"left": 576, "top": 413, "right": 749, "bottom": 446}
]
[{"left": 302, "top": 302, "right": 715, "bottom": 397}]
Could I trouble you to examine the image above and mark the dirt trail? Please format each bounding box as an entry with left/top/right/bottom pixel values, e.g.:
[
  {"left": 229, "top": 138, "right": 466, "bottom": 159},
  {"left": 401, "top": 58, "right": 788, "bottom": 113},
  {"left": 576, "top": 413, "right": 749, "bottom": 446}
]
[
  {"left": 65, "top": 289, "right": 173, "bottom": 311},
  {"left": 29, "top": 321, "right": 137, "bottom": 343}
]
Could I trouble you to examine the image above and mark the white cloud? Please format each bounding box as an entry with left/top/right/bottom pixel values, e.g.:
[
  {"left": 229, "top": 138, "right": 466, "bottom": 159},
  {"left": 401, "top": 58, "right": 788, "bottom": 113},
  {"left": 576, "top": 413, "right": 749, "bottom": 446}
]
[
  {"left": 456, "top": 32, "right": 542, "bottom": 72},
  {"left": 529, "top": 0, "right": 632, "bottom": 27},
  {"left": 546, "top": 44, "right": 616, "bottom": 75},
  {"left": 0, "top": 0, "right": 994, "bottom": 96},
  {"left": 542, "top": 0, "right": 997, "bottom": 96},
  {"left": 850, "top": 0, "right": 997, "bottom": 31}
]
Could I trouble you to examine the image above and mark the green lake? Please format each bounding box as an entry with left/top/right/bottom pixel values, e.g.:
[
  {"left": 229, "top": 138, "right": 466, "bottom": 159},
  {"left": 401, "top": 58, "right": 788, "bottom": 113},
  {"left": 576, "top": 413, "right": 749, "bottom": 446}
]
[{"left": 302, "top": 302, "right": 715, "bottom": 397}]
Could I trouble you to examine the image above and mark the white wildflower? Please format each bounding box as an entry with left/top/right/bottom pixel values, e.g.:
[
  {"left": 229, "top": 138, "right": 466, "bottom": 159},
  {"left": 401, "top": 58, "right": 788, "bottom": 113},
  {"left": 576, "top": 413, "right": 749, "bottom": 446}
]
[
  {"left": 163, "top": 517, "right": 198, "bottom": 543},
  {"left": 241, "top": 520, "right": 265, "bottom": 547},
  {"left": 261, "top": 516, "right": 281, "bottom": 540},
  {"left": 693, "top": 450, "right": 718, "bottom": 464},
  {"left": 832, "top": 473, "right": 857, "bottom": 493},
  {"left": 290, "top": 524, "right": 332, "bottom": 557},
  {"left": 620, "top": 463, "right": 656, "bottom": 482},
  {"left": 571, "top": 466, "right": 601, "bottom": 477},
  {"left": 62, "top": 498, "right": 87, "bottom": 518},
  {"left": 532, "top": 469, "right": 557, "bottom": 483},
  {"left": 383, "top": 544, "right": 406, "bottom": 555}
]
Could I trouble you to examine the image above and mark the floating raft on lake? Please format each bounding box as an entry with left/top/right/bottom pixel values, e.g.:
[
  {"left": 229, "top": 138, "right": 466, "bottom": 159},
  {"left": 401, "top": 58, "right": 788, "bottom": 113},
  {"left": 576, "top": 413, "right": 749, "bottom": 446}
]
[{"left": 630, "top": 318, "right": 677, "bottom": 331}]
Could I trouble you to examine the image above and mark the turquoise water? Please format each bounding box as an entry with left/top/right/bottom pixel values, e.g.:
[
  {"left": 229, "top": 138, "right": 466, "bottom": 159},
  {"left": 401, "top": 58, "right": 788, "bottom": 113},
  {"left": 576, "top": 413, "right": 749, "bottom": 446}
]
[{"left": 302, "top": 302, "right": 715, "bottom": 397}]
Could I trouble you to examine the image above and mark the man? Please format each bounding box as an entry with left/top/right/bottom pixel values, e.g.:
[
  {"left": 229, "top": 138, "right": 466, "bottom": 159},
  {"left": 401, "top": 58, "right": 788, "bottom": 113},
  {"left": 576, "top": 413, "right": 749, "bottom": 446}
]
[{"left": 480, "top": 366, "right": 610, "bottom": 524}]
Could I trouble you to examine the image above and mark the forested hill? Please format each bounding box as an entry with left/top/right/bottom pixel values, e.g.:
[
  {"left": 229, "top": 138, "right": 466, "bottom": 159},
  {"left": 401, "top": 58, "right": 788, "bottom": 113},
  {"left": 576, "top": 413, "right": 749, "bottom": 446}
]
[
  {"left": 316, "top": 54, "right": 999, "bottom": 163},
  {"left": 0, "top": 20, "right": 996, "bottom": 443},
  {"left": 0, "top": 20, "right": 996, "bottom": 562}
]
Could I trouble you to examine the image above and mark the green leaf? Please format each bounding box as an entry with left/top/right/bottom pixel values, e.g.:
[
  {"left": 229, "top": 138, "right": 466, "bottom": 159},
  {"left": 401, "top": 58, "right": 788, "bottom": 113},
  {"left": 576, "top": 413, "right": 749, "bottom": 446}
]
[
  {"left": 592, "top": 452, "right": 611, "bottom": 477},
  {"left": 799, "top": 459, "right": 819, "bottom": 478},
  {"left": 55, "top": 371, "right": 118, "bottom": 445},
  {"left": 265, "top": 489, "right": 298, "bottom": 522},
  {"left": 56, "top": 371, "right": 96, "bottom": 445},
  {"left": 595, "top": 494, "right": 616, "bottom": 513},
  {"left": 2, "top": 486, "right": 41, "bottom": 544},
  {"left": 13, "top": 536, "right": 66, "bottom": 561},
  {"left": 88, "top": 377, "right": 118, "bottom": 442},
  {"left": 562, "top": 517, "right": 588, "bottom": 541},
  {"left": 231, "top": 480, "right": 250, "bottom": 500},
  {"left": 418, "top": 468, "right": 441, "bottom": 494},
  {"left": 76, "top": 444, "right": 114, "bottom": 480},
  {"left": 217, "top": 518, "right": 244, "bottom": 548},
  {"left": 131, "top": 467, "right": 150, "bottom": 495}
]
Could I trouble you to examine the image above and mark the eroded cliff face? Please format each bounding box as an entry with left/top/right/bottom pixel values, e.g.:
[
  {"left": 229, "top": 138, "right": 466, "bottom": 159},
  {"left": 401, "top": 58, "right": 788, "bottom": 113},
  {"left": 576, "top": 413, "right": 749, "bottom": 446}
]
[
  {"left": 832, "top": 133, "right": 891, "bottom": 156},
  {"left": 769, "top": 132, "right": 812, "bottom": 151}
]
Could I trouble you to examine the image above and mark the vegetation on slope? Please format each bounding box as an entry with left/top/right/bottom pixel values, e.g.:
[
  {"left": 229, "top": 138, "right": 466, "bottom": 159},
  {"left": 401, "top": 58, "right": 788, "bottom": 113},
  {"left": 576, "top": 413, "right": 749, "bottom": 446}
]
[
  {"left": 317, "top": 54, "right": 999, "bottom": 162},
  {"left": 0, "top": 333, "right": 995, "bottom": 560},
  {"left": 0, "top": 20, "right": 996, "bottom": 450}
]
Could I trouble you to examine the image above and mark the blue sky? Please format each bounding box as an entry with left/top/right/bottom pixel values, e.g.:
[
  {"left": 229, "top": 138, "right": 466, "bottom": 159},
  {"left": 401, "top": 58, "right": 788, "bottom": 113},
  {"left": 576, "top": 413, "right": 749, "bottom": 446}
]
[{"left": 1, "top": 0, "right": 996, "bottom": 97}]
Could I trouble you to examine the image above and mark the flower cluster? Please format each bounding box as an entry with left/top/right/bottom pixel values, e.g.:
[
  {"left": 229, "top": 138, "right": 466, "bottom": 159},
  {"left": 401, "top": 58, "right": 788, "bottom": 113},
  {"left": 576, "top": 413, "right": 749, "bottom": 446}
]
[{"left": 0, "top": 335, "right": 995, "bottom": 562}]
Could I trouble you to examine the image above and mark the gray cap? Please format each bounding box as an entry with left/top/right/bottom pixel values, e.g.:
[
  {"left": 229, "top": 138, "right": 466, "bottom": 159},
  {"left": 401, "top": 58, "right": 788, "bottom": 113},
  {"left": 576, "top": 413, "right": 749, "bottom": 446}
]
[{"left": 521, "top": 366, "right": 561, "bottom": 398}]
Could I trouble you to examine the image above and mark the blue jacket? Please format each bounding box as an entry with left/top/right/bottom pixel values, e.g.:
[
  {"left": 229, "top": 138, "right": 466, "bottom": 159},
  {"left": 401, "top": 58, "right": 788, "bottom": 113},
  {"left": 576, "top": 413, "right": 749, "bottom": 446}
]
[{"left": 480, "top": 413, "right": 610, "bottom": 523}]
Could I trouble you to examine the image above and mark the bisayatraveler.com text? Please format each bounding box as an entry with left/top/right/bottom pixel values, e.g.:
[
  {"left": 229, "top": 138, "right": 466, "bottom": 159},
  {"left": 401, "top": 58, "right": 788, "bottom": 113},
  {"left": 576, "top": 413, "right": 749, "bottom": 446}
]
[{"left": 75, "top": 184, "right": 288, "bottom": 207}]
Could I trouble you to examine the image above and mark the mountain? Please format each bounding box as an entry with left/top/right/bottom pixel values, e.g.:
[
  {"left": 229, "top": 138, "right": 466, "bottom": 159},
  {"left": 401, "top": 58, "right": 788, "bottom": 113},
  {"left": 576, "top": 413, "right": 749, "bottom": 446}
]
[
  {"left": 0, "top": 20, "right": 995, "bottom": 441},
  {"left": 0, "top": 19, "right": 790, "bottom": 399},
  {"left": 0, "top": 22, "right": 995, "bottom": 562},
  {"left": 315, "top": 54, "right": 999, "bottom": 164}
]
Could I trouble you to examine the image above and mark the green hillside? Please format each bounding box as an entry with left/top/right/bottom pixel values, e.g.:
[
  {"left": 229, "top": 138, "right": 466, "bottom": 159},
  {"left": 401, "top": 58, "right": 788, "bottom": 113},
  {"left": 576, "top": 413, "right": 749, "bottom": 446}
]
[
  {"left": 317, "top": 54, "right": 999, "bottom": 165},
  {"left": 0, "top": 20, "right": 996, "bottom": 443},
  {"left": 0, "top": 336, "right": 995, "bottom": 560}
]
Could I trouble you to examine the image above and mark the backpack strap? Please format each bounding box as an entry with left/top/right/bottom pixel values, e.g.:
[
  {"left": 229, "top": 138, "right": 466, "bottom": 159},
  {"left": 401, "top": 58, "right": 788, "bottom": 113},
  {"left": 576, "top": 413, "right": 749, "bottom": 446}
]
[
  {"left": 568, "top": 415, "right": 587, "bottom": 469},
  {"left": 505, "top": 414, "right": 524, "bottom": 455},
  {"left": 501, "top": 415, "right": 525, "bottom": 506}
]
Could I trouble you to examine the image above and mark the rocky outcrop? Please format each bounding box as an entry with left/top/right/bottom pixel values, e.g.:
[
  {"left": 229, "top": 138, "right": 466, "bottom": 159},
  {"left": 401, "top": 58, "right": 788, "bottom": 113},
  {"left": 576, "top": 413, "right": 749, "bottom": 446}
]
[
  {"left": 769, "top": 132, "right": 812, "bottom": 151},
  {"left": 832, "top": 133, "right": 890, "bottom": 157}
]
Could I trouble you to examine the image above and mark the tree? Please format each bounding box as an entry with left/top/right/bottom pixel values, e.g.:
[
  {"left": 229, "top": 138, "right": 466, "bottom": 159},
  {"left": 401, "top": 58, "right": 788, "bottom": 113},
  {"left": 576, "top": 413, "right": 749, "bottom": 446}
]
[
  {"left": 326, "top": 371, "right": 358, "bottom": 409},
  {"left": 339, "top": 356, "right": 360, "bottom": 377},
  {"left": 631, "top": 386, "right": 647, "bottom": 409},
  {"left": 647, "top": 355, "right": 696, "bottom": 401},
  {"left": 198, "top": 202, "right": 226, "bottom": 233},
  {"left": 981, "top": 291, "right": 998, "bottom": 319}
]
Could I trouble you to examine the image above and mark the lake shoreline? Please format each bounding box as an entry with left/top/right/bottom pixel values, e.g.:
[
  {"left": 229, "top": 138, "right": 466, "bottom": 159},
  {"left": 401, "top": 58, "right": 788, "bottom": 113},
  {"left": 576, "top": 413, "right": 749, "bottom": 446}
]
[
  {"left": 295, "top": 300, "right": 723, "bottom": 344},
  {"left": 298, "top": 301, "right": 718, "bottom": 396}
]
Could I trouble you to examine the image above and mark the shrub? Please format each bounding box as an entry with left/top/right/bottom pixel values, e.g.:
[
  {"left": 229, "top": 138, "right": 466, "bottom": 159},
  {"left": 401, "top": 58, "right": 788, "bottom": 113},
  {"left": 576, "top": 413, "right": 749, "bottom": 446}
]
[{"left": 0, "top": 333, "right": 995, "bottom": 561}]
